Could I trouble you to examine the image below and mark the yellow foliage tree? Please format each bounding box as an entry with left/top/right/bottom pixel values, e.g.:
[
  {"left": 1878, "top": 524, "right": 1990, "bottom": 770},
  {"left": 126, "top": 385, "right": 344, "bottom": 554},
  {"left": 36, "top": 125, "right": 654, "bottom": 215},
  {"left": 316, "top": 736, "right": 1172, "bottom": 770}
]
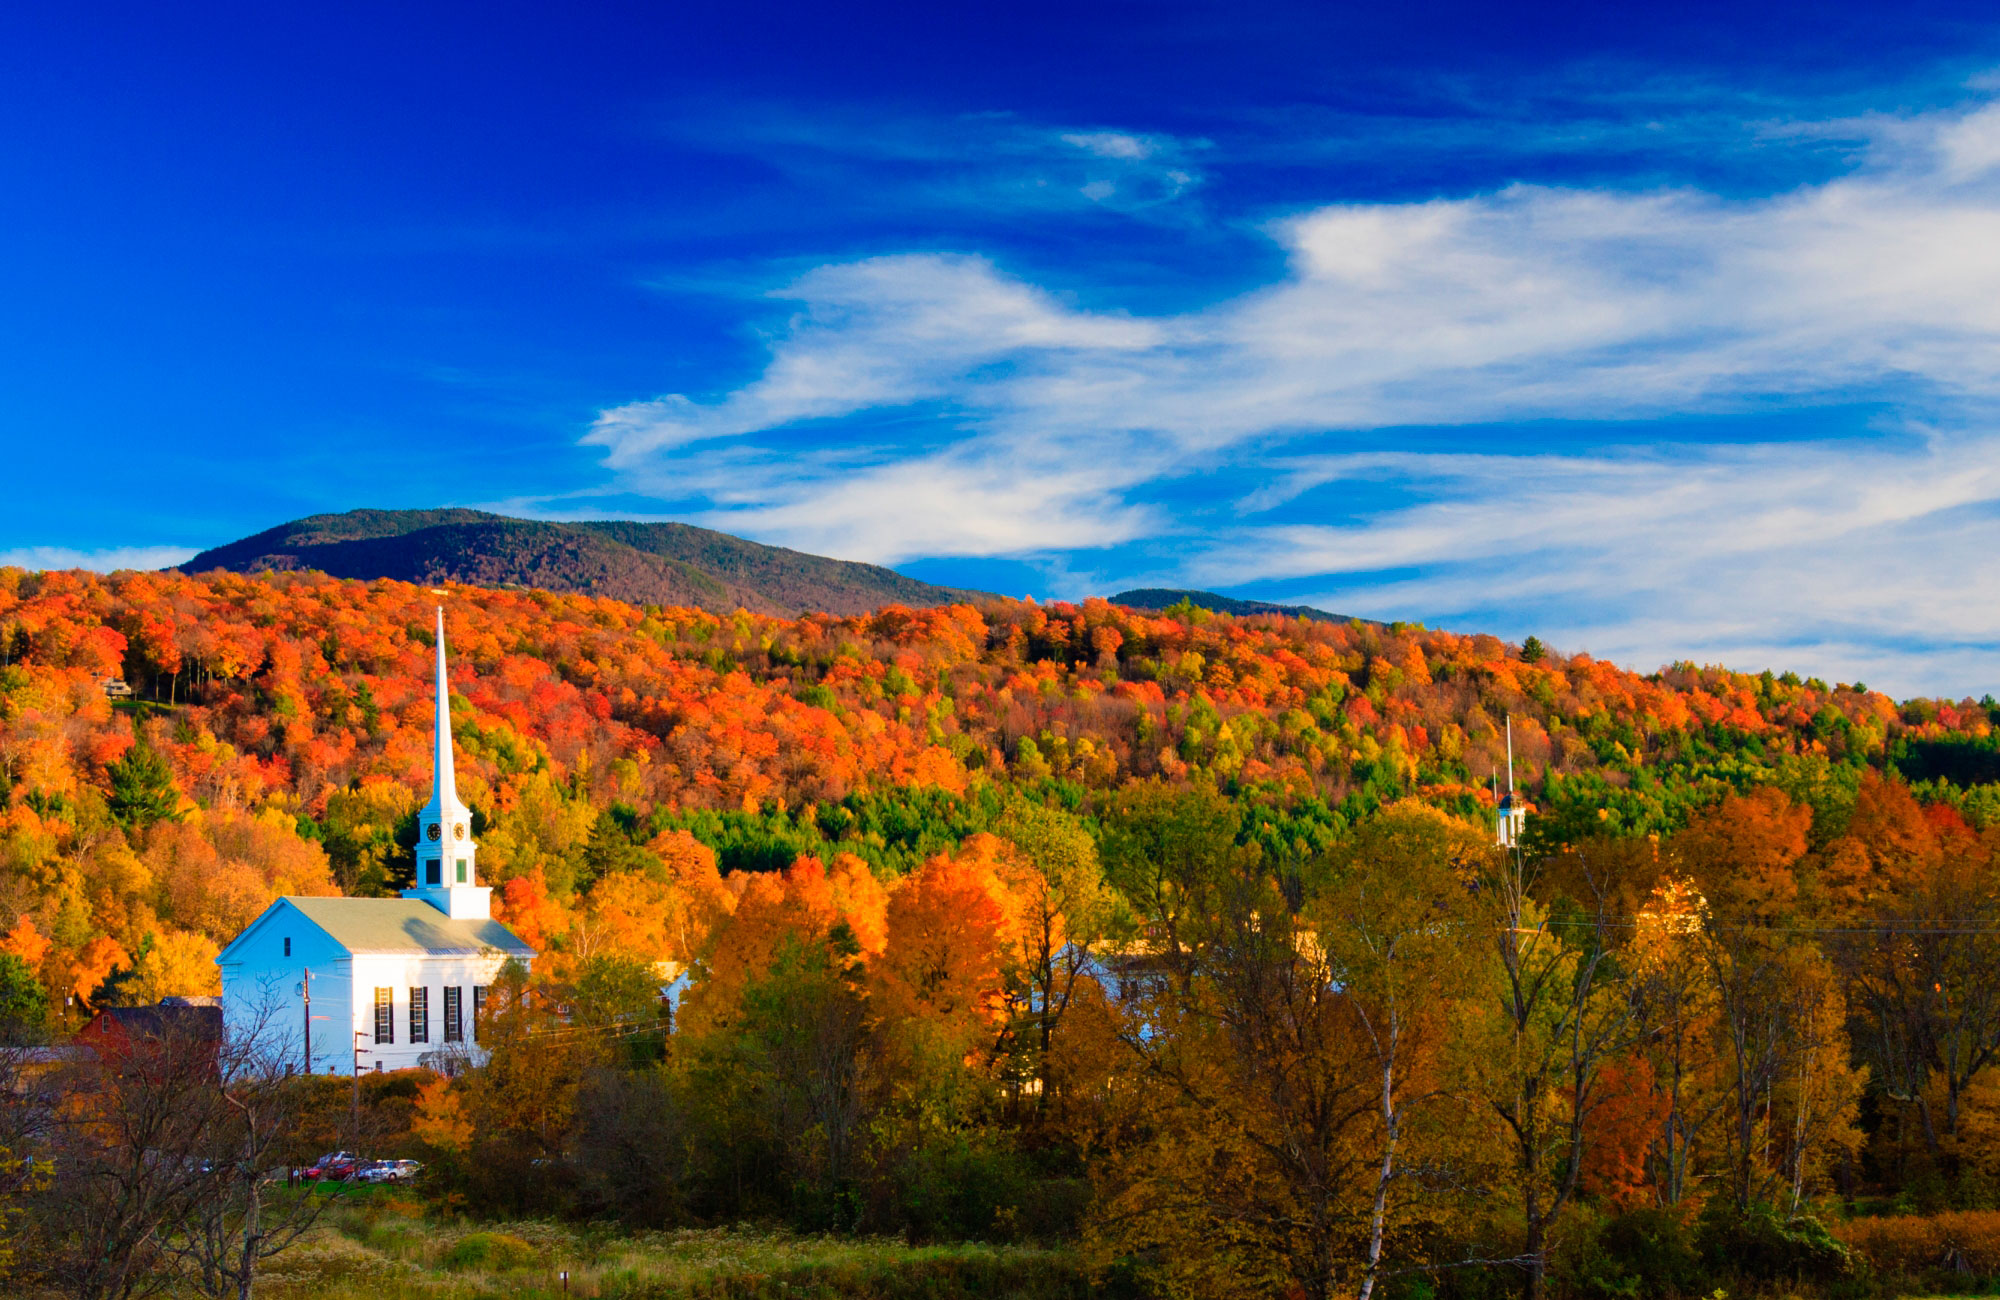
[
  {"left": 410, "top": 1074, "right": 473, "bottom": 1154},
  {"left": 128, "top": 929, "right": 221, "bottom": 1001}
]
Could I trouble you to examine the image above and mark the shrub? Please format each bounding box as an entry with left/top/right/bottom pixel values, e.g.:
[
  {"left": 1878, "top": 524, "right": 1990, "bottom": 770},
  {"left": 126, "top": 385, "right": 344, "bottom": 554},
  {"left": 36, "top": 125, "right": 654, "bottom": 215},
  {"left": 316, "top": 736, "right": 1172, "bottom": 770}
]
[
  {"left": 1567, "top": 1207, "right": 1703, "bottom": 1300},
  {"left": 655, "top": 1254, "right": 1089, "bottom": 1299},
  {"left": 1937, "top": 1210, "right": 2000, "bottom": 1274},
  {"left": 1837, "top": 1209, "right": 2000, "bottom": 1278},
  {"left": 442, "top": 1230, "right": 538, "bottom": 1271},
  {"left": 1836, "top": 1214, "right": 1941, "bottom": 1276},
  {"left": 1696, "top": 1202, "right": 1851, "bottom": 1285},
  {"left": 893, "top": 1134, "right": 1055, "bottom": 1242}
]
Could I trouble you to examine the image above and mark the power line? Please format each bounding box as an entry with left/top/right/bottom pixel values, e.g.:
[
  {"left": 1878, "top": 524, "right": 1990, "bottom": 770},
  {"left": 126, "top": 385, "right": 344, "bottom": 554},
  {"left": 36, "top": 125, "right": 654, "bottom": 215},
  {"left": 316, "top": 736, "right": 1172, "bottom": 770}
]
[{"left": 1528, "top": 914, "right": 2000, "bottom": 938}]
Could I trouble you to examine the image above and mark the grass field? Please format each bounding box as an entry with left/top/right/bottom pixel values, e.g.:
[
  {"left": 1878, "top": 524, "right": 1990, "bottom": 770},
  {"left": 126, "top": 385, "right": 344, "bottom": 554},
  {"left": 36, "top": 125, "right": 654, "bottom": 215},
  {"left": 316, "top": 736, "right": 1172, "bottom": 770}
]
[{"left": 245, "top": 1195, "right": 1090, "bottom": 1299}]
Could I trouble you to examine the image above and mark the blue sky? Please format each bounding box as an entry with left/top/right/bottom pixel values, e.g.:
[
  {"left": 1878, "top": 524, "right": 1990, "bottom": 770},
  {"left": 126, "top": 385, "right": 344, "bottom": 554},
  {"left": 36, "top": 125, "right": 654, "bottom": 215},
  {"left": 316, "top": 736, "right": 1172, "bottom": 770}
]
[{"left": 6, "top": 2, "right": 2000, "bottom": 696}]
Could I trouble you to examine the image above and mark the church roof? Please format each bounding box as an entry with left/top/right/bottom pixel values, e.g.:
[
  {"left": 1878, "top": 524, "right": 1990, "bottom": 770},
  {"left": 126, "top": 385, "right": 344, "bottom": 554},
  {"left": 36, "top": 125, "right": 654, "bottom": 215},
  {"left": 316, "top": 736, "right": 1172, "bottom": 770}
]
[{"left": 281, "top": 897, "right": 534, "bottom": 957}]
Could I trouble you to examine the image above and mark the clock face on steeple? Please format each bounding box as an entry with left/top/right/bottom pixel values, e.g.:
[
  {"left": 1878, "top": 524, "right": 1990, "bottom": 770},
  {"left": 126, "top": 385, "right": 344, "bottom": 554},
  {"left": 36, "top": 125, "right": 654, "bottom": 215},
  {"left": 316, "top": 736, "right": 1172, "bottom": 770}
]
[
  {"left": 453, "top": 823, "right": 466, "bottom": 840},
  {"left": 426, "top": 823, "right": 441, "bottom": 841}
]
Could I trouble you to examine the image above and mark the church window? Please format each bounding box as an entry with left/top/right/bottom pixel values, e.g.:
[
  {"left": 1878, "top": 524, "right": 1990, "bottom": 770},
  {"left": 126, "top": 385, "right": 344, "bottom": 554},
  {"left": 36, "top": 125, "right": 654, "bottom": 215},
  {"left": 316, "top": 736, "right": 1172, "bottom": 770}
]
[
  {"left": 374, "top": 988, "right": 393, "bottom": 1044},
  {"left": 456, "top": 858, "right": 468, "bottom": 883},
  {"left": 426, "top": 857, "right": 442, "bottom": 886},
  {"left": 444, "top": 986, "right": 463, "bottom": 1042},
  {"left": 472, "top": 985, "right": 487, "bottom": 1040},
  {"left": 283, "top": 937, "right": 291, "bottom": 957},
  {"left": 410, "top": 987, "right": 429, "bottom": 1044}
]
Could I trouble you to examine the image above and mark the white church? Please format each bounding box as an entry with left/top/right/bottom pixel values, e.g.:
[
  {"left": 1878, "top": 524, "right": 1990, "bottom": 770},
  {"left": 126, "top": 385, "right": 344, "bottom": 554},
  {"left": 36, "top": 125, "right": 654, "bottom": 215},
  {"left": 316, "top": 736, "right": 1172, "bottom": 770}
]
[{"left": 217, "top": 609, "right": 535, "bottom": 1073}]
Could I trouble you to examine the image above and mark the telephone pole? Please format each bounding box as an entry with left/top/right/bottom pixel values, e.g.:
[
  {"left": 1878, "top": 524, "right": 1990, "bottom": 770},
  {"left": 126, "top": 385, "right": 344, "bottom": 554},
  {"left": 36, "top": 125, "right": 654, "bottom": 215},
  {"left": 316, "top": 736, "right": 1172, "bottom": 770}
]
[
  {"left": 352, "top": 1030, "right": 367, "bottom": 1146},
  {"left": 301, "top": 967, "right": 312, "bottom": 1074}
]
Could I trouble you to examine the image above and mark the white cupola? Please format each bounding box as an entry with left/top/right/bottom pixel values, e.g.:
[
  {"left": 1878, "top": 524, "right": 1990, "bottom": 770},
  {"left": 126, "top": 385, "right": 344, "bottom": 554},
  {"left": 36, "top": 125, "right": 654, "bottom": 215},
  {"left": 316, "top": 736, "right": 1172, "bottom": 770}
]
[{"left": 403, "top": 607, "right": 492, "bottom": 920}]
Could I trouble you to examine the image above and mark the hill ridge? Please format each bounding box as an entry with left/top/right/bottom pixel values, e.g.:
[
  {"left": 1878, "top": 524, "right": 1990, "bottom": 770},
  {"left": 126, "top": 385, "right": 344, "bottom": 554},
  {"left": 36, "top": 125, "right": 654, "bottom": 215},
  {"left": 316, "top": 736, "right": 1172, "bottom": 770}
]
[
  {"left": 181, "top": 508, "right": 991, "bottom": 617},
  {"left": 1111, "top": 587, "right": 1376, "bottom": 625}
]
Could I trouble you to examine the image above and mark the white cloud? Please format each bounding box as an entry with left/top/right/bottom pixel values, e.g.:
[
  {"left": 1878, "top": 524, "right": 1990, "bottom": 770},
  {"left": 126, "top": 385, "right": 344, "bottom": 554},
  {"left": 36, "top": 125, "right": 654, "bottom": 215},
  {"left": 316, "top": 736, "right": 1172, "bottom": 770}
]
[
  {"left": 586, "top": 254, "right": 1162, "bottom": 466},
  {"left": 1061, "top": 131, "right": 1159, "bottom": 160},
  {"left": 585, "top": 91, "right": 2000, "bottom": 695},
  {"left": 1174, "top": 436, "right": 2000, "bottom": 694},
  {"left": 0, "top": 546, "right": 198, "bottom": 573}
]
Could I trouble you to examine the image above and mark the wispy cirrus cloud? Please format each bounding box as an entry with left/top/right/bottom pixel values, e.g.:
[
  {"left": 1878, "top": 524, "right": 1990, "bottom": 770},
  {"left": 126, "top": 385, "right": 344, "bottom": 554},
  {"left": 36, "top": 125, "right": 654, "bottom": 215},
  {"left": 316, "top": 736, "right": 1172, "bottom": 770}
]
[
  {"left": 1179, "top": 434, "right": 2000, "bottom": 685},
  {"left": 0, "top": 545, "right": 198, "bottom": 573},
  {"left": 574, "top": 89, "right": 2000, "bottom": 695},
  {"left": 671, "top": 105, "right": 1205, "bottom": 217}
]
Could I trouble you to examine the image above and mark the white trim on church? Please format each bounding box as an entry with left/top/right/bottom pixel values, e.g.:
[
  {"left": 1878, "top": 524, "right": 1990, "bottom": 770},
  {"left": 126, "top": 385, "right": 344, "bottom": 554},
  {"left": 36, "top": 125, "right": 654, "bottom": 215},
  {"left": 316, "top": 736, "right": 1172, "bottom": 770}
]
[{"left": 217, "top": 607, "right": 536, "bottom": 1073}]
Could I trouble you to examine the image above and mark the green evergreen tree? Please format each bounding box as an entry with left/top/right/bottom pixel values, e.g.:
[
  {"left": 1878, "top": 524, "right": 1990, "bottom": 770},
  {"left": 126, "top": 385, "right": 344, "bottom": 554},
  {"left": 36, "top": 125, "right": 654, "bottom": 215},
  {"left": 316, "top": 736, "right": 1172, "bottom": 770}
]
[
  {"left": 0, "top": 953, "right": 50, "bottom": 1044},
  {"left": 386, "top": 811, "right": 419, "bottom": 893},
  {"left": 579, "top": 810, "right": 655, "bottom": 891},
  {"left": 105, "top": 741, "right": 179, "bottom": 831}
]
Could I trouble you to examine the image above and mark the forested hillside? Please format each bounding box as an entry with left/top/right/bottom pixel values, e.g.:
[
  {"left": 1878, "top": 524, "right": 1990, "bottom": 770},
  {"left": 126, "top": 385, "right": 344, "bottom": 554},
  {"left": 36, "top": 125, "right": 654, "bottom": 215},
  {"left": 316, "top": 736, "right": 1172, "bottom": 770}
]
[
  {"left": 2, "top": 564, "right": 1995, "bottom": 997},
  {"left": 12, "top": 565, "right": 2000, "bottom": 1298},
  {"left": 1110, "top": 586, "right": 1363, "bottom": 623}
]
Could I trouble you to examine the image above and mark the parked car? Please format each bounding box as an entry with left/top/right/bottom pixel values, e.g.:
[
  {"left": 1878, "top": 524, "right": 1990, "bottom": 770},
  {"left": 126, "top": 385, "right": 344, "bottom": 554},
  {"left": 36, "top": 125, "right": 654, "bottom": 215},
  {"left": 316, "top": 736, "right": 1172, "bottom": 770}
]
[
  {"left": 303, "top": 1151, "right": 361, "bottom": 1181},
  {"left": 355, "top": 1159, "right": 422, "bottom": 1185}
]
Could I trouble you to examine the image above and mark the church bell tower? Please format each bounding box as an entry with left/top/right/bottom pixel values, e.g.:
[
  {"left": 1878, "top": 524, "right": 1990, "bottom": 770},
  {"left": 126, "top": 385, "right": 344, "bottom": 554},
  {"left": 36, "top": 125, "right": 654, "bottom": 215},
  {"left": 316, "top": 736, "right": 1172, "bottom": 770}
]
[{"left": 404, "top": 607, "right": 492, "bottom": 921}]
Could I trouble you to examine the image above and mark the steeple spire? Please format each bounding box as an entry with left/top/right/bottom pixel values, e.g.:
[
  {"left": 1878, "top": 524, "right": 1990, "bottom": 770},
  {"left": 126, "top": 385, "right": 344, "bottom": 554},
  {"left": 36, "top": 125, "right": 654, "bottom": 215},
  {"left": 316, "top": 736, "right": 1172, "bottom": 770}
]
[
  {"left": 431, "top": 606, "right": 457, "bottom": 811},
  {"left": 403, "top": 606, "right": 491, "bottom": 920},
  {"left": 1495, "top": 713, "right": 1529, "bottom": 850}
]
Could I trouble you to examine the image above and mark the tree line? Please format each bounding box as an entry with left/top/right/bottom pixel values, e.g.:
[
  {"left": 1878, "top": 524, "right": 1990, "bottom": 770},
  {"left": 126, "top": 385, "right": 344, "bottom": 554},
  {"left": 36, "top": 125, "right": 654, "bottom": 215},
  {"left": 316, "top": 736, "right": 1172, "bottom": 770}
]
[{"left": 3, "top": 565, "right": 1998, "bottom": 1029}]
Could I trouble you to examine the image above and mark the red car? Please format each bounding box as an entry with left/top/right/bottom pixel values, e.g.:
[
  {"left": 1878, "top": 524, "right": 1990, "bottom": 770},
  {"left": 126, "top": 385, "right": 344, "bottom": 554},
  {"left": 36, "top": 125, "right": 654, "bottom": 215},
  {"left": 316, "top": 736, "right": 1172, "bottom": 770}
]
[{"left": 303, "top": 1151, "right": 362, "bottom": 1181}]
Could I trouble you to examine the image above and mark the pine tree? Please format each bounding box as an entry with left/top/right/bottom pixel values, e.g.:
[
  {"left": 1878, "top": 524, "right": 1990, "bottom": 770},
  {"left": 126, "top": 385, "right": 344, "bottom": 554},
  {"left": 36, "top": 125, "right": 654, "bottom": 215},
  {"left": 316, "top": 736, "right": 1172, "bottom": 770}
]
[
  {"left": 106, "top": 741, "right": 179, "bottom": 831},
  {"left": 0, "top": 953, "right": 49, "bottom": 1044}
]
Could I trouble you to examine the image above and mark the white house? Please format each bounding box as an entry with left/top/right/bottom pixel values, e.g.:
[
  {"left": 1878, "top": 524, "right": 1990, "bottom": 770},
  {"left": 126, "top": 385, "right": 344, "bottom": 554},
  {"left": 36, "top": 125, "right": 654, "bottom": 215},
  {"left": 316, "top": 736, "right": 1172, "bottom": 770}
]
[{"left": 217, "top": 608, "right": 536, "bottom": 1073}]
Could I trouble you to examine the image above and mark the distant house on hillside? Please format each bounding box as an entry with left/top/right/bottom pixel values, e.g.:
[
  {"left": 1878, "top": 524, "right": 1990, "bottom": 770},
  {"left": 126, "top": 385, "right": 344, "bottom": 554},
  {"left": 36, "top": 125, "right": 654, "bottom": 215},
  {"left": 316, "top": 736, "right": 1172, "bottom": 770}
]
[{"left": 98, "top": 677, "right": 133, "bottom": 700}]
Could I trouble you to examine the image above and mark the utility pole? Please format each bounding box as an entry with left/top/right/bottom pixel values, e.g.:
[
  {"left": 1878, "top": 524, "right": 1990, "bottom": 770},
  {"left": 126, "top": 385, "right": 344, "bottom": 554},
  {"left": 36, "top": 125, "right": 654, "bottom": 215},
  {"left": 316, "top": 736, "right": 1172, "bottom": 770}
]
[
  {"left": 300, "top": 967, "right": 312, "bottom": 1074},
  {"left": 352, "top": 1030, "right": 367, "bottom": 1148}
]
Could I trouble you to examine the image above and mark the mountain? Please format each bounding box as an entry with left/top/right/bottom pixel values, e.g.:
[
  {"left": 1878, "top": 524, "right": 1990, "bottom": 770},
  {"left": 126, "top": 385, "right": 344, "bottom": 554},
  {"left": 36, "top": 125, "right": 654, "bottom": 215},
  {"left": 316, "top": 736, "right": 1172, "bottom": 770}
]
[
  {"left": 180, "top": 509, "right": 991, "bottom": 616},
  {"left": 1110, "top": 588, "right": 1374, "bottom": 625}
]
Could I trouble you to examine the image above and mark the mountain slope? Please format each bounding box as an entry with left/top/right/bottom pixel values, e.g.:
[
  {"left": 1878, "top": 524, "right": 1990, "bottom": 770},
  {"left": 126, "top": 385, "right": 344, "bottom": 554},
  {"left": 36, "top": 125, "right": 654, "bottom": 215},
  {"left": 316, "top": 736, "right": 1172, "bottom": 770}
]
[
  {"left": 181, "top": 509, "right": 990, "bottom": 616},
  {"left": 1111, "top": 587, "right": 1373, "bottom": 625}
]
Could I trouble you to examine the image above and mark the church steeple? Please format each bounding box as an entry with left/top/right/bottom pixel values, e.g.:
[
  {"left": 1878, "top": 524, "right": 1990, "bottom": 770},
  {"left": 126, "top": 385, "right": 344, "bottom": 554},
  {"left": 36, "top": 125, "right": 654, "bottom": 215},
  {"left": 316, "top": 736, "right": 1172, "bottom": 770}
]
[
  {"left": 403, "top": 607, "right": 491, "bottom": 920},
  {"left": 430, "top": 605, "right": 459, "bottom": 819}
]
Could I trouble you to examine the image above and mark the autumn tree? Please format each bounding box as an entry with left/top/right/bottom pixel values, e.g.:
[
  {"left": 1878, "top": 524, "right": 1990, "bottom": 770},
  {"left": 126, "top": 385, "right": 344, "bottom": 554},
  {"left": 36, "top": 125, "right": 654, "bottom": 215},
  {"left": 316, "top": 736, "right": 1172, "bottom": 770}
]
[
  {"left": 453, "top": 960, "right": 596, "bottom": 1216},
  {"left": 989, "top": 802, "right": 1115, "bottom": 1122},
  {"left": 1087, "top": 786, "right": 1399, "bottom": 1300},
  {"left": 871, "top": 844, "right": 1014, "bottom": 1070},
  {"left": 1313, "top": 803, "right": 1490, "bottom": 1300},
  {"left": 713, "top": 927, "right": 873, "bottom": 1228},
  {"left": 156, "top": 1016, "right": 332, "bottom": 1300},
  {"left": 28, "top": 1017, "right": 228, "bottom": 1300},
  {"left": 1628, "top": 878, "right": 1729, "bottom": 1207},
  {"left": 1671, "top": 785, "right": 1810, "bottom": 921},
  {"left": 1828, "top": 778, "right": 2000, "bottom": 1170},
  {"left": 1702, "top": 925, "right": 1864, "bottom": 1212},
  {"left": 124, "top": 931, "right": 222, "bottom": 1003},
  {"left": 1469, "top": 842, "right": 1641, "bottom": 1300}
]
